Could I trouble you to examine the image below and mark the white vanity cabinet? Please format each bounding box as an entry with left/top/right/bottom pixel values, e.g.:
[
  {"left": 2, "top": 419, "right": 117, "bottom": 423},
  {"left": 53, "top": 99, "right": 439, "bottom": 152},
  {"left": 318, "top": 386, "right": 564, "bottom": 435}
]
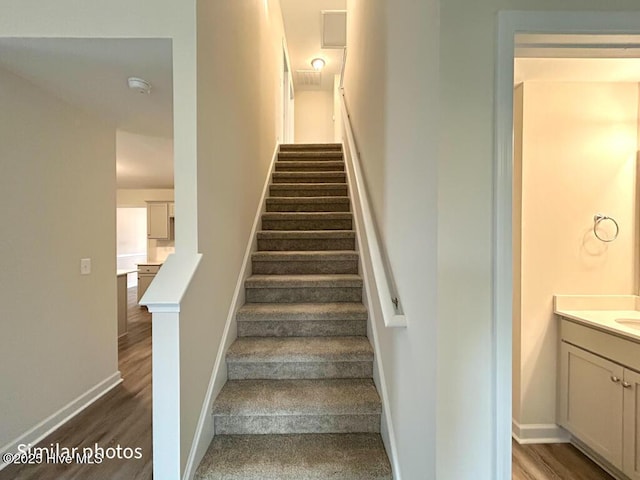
[
  {"left": 624, "top": 369, "right": 640, "bottom": 479},
  {"left": 558, "top": 318, "right": 640, "bottom": 478}
]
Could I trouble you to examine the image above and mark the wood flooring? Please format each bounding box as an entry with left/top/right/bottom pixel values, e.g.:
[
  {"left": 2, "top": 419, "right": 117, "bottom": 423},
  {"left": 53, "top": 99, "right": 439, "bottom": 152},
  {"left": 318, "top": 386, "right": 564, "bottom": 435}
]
[
  {"left": 0, "top": 288, "right": 152, "bottom": 480},
  {"left": 513, "top": 440, "right": 614, "bottom": 480}
]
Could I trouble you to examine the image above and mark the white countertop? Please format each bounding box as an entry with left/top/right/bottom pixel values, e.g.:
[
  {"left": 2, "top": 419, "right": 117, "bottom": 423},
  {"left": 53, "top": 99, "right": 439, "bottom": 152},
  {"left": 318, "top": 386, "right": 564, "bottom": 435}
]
[
  {"left": 117, "top": 269, "right": 136, "bottom": 276},
  {"left": 555, "top": 308, "right": 640, "bottom": 342},
  {"left": 137, "top": 262, "right": 164, "bottom": 266}
]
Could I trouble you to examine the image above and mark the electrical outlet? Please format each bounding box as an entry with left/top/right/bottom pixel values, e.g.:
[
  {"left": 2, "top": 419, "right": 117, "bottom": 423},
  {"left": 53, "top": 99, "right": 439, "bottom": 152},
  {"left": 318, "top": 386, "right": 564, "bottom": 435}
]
[{"left": 80, "top": 258, "right": 91, "bottom": 275}]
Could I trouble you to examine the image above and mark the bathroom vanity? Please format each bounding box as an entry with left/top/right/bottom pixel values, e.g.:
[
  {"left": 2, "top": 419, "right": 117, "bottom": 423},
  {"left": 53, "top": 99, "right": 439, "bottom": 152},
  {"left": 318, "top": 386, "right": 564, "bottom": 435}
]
[{"left": 556, "top": 296, "right": 640, "bottom": 480}]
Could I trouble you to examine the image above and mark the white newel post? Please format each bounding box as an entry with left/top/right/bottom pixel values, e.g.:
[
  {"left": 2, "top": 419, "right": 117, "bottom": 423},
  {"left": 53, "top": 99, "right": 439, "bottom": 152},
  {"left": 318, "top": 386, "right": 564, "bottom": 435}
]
[{"left": 149, "top": 310, "right": 181, "bottom": 480}]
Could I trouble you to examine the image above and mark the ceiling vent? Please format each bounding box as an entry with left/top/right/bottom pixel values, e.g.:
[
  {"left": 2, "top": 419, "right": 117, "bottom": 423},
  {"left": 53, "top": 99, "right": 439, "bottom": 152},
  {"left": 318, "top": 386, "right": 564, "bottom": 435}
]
[
  {"left": 296, "top": 69, "right": 322, "bottom": 87},
  {"left": 322, "top": 10, "right": 347, "bottom": 48}
]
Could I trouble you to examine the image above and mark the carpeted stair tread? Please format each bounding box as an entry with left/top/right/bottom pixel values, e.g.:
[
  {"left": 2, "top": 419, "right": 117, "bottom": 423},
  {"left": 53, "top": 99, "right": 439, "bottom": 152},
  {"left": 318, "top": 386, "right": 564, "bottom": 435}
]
[
  {"left": 194, "top": 433, "right": 392, "bottom": 480},
  {"left": 212, "top": 378, "right": 380, "bottom": 416},
  {"left": 252, "top": 250, "right": 357, "bottom": 262},
  {"left": 237, "top": 302, "right": 367, "bottom": 321},
  {"left": 278, "top": 151, "right": 344, "bottom": 160},
  {"left": 257, "top": 230, "right": 355, "bottom": 240},
  {"left": 251, "top": 250, "right": 358, "bottom": 274},
  {"left": 275, "top": 160, "right": 345, "bottom": 171},
  {"left": 272, "top": 171, "right": 346, "bottom": 183},
  {"left": 280, "top": 143, "right": 342, "bottom": 151},
  {"left": 246, "top": 274, "right": 362, "bottom": 288},
  {"left": 262, "top": 212, "right": 352, "bottom": 220},
  {"left": 227, "top": 336, "right": 373, "bottom": 363},
  {"left": 266, "top": 197, "right": 351, "bottom": 213},
  {"left": 269, "top": 183, "right": 349, "bottom": 197}
]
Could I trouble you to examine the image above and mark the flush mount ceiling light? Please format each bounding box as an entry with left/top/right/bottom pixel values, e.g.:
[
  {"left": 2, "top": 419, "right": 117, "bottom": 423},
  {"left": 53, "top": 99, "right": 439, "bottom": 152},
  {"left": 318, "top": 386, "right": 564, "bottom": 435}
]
[
  {"left": 310, "top": 58, "right": 326, "bottom": 71},
  {"left": 127, "top": 77, "right": 152, "bottom": 94}
]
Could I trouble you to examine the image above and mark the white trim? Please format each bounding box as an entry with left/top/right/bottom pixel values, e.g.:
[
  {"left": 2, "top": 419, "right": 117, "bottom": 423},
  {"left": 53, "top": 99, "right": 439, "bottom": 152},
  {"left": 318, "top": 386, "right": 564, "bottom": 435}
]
[
  {"left": 0, "top": 371, "right": 122, "bottom": 470},
  {"left": 141, "top": 253, "right": 203, "bottom": 313},
  {"left": 339, "top": 91, "right": 406, "bottom": 328},
  {"left": 511, "top": 420, "right": 570, "bottom": 444},
  {"left": 495, "top": 10, "right": 640, "bottom": 480},
  {"left": 152, "top": 311, "right": 181, "bottom": 480},
  {"left": 339, "top": 127, "right": 402, "bottom": 477},
  {"left": 182, "top": 144, "right": 279, "bottom": 480}
]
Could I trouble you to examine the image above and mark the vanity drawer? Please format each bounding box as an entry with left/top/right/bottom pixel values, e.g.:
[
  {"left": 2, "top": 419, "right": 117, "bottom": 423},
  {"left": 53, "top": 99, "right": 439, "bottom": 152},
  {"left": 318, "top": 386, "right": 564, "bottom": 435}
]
[
  {"left": 138, "top": 264, "right": 161, "bottom": 274},
  {"left": 560, "top": 319, "right": 640, "bottom": 373}
]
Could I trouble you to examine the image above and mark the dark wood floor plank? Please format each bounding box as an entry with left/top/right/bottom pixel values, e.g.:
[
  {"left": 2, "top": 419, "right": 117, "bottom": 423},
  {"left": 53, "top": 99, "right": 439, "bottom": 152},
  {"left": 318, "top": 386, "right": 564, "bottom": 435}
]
[
  {"left": 0, "top": 288, "right": 152, "bottom": 480},
  {"left": 512, "top": 440, "right": 614, "bottom": 480}
]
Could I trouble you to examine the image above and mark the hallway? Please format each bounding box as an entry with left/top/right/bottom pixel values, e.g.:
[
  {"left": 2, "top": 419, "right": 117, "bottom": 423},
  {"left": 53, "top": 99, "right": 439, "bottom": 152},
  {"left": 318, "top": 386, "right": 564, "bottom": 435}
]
[{"left": 0, "top": 288, "right": 152, "bottom": 480}]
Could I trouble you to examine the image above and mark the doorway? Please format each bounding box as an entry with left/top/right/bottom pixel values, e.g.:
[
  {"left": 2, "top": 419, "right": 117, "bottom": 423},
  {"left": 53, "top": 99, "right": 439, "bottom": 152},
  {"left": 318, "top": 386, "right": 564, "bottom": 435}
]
[{"left": 495, "top": 12, "right": 640, "bottom": 480}]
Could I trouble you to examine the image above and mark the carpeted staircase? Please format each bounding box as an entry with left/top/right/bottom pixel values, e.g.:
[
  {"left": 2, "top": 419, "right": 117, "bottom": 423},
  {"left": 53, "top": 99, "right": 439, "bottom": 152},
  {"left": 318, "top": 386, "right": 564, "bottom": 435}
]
[{"left": 195, "top": 143, "right": 393, "bottom": 480}]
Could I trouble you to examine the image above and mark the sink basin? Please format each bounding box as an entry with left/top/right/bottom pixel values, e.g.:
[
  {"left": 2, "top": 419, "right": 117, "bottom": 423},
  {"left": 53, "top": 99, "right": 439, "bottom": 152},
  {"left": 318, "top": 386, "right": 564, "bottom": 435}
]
[{"left": 615, "top": 319, "right": 640, "bottom": 331}]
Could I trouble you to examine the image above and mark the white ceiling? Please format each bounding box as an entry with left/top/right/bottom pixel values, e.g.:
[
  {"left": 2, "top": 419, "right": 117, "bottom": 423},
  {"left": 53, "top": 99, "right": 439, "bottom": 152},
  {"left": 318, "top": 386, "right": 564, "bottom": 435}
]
[
  {"left": 280, "top": 0, "right": 347, "bottom": 92},
  {"left": 0, "top": 38, "right": 174, "bottom": 189}
]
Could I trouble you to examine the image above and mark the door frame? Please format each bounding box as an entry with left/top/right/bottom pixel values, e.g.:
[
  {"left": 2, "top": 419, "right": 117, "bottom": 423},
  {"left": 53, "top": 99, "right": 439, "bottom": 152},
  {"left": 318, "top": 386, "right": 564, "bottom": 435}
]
[{"left": 495, "top": 10, "right": 640, "bottom": 480}]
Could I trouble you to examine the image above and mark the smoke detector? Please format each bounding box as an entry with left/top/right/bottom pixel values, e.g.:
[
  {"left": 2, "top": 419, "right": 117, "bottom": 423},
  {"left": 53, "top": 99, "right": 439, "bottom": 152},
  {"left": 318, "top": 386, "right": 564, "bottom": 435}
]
[{"left": 127, "top": 77, "right": 152, "bottom": 94}]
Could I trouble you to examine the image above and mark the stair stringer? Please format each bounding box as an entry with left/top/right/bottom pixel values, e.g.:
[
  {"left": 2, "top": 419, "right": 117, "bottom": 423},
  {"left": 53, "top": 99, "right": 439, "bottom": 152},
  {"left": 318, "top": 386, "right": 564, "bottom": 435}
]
[
  {"left": 182, "top": 143, "right": 279, "bottom": 480},
  {"left": 343, "top": 141, "right": 403, "bottom": 480}
]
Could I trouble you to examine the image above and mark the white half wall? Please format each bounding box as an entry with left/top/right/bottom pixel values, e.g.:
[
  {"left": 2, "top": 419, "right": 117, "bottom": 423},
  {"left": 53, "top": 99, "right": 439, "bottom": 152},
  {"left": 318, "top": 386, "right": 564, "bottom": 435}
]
[
  {"left": 294, "top": 89, "right": 335, "bottom": 143},
  {"left": 0, "top": 65, "right": 119, "bottom": 451}
]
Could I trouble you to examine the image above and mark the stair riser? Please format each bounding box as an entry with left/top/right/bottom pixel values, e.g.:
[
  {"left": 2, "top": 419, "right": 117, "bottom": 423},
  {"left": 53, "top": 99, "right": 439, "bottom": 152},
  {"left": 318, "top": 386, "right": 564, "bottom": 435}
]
[
  {"left": 237, "top": 320, "right": 367, "bottom": 337},
  {"left": 266, "top": 202, "right": 350, "bottom": 213},
  {"left": 272, "top": 174, "right": 346, "bottom": 184},
  {"left": 262, "top": 219, "right": 353, "bottom": 231},
  {"left": 252, "top": 259, "right": 358, "bottom": 275},
  {"left": 246, "top": 287, "right": 362, "bottom": 303},
  {"left": 275, "top": 163, "right": 345, "bottom": 172},
  {"left": 258, "top": 237, "right": 356, "bottom": 251},
  {"left": 269, "top": 186, "right": 348, "bottom": 197},
  {"left": 278, "top": 153, "right": 343, "bottom": 160},
  {"left": 280, "top": 144, "right": 342, "bottom": 152},
  {"left": 214, "top": 414, "right": 380, "bottom": 435},
  {"left": 227, "top": 361, "right": 373, "bottom": 380}
]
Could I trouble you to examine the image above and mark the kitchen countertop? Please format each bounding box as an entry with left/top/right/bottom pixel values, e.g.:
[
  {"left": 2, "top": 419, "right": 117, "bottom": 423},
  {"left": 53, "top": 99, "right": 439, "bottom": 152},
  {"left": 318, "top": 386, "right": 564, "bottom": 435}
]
[
  {"left": 137, "top": 262, "right": 164, "bottom": 267},
  {"left": 555, "top": 308, "right": 640, "bottom": 343},
  {"left": 117, "top": 269, "right": 137, "bottom": 276}
]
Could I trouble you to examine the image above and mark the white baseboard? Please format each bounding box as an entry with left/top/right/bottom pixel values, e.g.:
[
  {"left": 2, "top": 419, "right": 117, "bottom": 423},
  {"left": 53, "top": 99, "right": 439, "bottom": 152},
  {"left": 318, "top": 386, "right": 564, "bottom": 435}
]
[
  {"left": 182, "top": 144, "right": 280, "bottom": 480},
  {"left": 512, "top": 420, "right": 570, "bottom": 444},
  {"left": 0, "top": 371, "right": 122, "bottom": 470}
]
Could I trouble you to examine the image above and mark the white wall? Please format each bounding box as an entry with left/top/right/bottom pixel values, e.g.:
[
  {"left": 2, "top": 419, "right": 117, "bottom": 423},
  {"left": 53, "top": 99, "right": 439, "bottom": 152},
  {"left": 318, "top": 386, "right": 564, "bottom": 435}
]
[
  {"left": 117, "top": 189, "right": 175, "bottom": 207},
  {"left": 0, "top": 66, "right": 118, "bottom": 449},
  {"left": 513, "top": 81, "right": 638, "bottom": 428},
  {"left": 177, "top": 0, "right": 287, "bottom": 473},
  {"left": 294, "top": 89, "right": 335, "bottom": 143},
  {"left": 344, "top": 1, "right": 439, "bottom": 478},
  {"left": 438, "top": 3, "right": 640, "bottom": 479}
]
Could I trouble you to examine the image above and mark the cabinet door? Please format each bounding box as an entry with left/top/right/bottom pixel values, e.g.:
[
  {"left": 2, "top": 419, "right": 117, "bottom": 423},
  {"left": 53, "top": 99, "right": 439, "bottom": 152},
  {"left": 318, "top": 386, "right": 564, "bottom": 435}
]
[
  {"left": 559, "top": 342, "right": 624, "bottom": 469},
  {"left": 147, "top": 203, "right": 169, "bottom": 239},
  {"left": 137, "top": 275, "right": 154, "bottom": 303},
  {"left": 624, "top": 368, "right": 640, "bottom": 479}
]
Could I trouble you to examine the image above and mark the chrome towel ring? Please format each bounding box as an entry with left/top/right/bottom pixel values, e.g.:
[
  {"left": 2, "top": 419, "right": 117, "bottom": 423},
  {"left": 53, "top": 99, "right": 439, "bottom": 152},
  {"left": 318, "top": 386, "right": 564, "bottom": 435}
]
[{"left": 593, "top": 214, "right": 619, "bottom": 243}]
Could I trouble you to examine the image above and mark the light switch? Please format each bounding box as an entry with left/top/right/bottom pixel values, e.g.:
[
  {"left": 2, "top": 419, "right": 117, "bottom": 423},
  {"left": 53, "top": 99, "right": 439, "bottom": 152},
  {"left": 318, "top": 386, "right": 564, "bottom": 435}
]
[{"left": 80, "top": 258, "right": 92, "bottom": 275}]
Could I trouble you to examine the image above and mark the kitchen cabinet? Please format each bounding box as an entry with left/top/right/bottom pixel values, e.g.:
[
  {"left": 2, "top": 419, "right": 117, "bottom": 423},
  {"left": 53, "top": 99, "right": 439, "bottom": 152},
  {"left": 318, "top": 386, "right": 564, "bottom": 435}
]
[
  {"left": 147, "top": 202, "right": 172, "bottom": 240},
  {"left": 137, "top": 263, "right": 161, "bottom": 303},
  {"left": 558, "top": 318, "right": 640, "bottom": 478}
]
